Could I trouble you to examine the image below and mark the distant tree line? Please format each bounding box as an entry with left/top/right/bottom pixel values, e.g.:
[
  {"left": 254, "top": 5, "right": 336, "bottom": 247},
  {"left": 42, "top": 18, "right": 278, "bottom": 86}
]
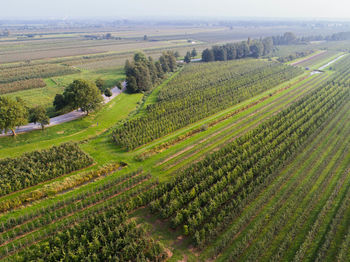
[
  {"left": 201, "top": 30, "right": 350, "bottom": 63},
  {"left": 125, "top": 51, "right": 177, "bottom": 93},
  {"left": 326, "top": 31, "right": 350, "bottom": 41},
  {"left": 0, "top": 29, "right": 10, "bottom": 37},
  {"left": 273, "top": 31, "right": 350, "bottom": 44},
  {"left": 202, "top": 37, "right": 273, "bottom": 62},
  {"left": 272, "top": 32, "right": 298, "bottom": 45}
]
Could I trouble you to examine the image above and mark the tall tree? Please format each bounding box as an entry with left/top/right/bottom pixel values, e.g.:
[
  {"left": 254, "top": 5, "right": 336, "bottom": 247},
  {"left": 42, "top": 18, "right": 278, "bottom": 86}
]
[
  {"left": 262, "top": 37, "right": 274, "bottom": 55},
  {"left": 213, "top": 46, "right": 227, "bottom": 61},
  {"left": 53, "top": 94, "right": 67, "bottom": 111},
  {"left": 184, "top": 51, "right": 192, "bottom": 63},
  {"left": 63, "top": 80, "right": 103, "bottom": 115},
  {"left": 155, "top": 61, "right": 165, "bottom": 79},
  {"left": 104, "top": 88, "right": 112, "bottom": 97},
  {"left": 29, "top": 105, "right": 50, "bottom": 130},
  {"left": 125, "top": 51, "right": 176, "bottom": 93},
  {"left": 0, "top": 96, "right": 28, "bottom": 136},
  {"left": 201, "top": 48, "right": 215, "bottom": 62},
  {"left": 148, "top": 57, "right": 159, "bottom": 84},
  {"left": 133, "top": 63, "right": 152, "bottom": 92},
  {"left": 283, "top": 32, "right": 297, "bottom": 44},
  {"left": 95, "top": 78, "right": 105, "bottom": 93},
  {"left": 191, "top": 48, "right": 197, "bottom": 57},
  {"left": 250, "top": 41, "right": 264, "bottom": 58},
  {"left": 160, "top": 51, "right": 177, "bottom": 72},
  {"left": 225, "top": 44, "right": 237, "bottom": 60}
]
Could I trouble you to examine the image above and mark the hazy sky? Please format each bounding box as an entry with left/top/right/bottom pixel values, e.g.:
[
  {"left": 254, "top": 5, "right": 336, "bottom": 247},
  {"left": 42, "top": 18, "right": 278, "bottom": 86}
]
[{"left": 2, "top": 0, "right": 350, "bottom": 19}]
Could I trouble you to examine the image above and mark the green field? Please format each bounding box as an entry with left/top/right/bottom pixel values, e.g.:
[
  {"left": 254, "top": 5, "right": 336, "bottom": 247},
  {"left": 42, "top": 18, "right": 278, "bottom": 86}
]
[{"left": 1, "top": 30, "right": 350, "bottom": 261}]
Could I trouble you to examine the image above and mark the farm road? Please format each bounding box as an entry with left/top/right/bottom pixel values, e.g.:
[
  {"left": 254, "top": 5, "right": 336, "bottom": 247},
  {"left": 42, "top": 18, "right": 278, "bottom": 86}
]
[{"left": 1, "top": 83, "right": 126, "bottom": 136}]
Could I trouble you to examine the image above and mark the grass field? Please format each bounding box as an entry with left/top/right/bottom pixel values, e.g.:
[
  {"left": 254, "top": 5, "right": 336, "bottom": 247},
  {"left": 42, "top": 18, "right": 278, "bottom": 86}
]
[
  {"left": 0, "top": 91, "right": 142, "bottom": 157},
  {"left": 3, "top": 25, "right": 345, "bottom": 112},
  {"left": 3, "top": 67, "right": 125, "bottom": 110}
]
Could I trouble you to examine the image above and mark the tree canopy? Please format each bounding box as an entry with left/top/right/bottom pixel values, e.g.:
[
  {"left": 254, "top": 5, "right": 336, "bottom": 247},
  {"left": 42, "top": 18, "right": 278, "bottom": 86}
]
[
  {"left": 0, "top": 96, "right": 28, "bottom": 136},
  {"left": 95, "top": 78, "right": 105, "bottom": 93},
  {"left": 191, "top": 48, "right": 197, "bottom": 57},
  {"left": 29, "top": 105, "right": 50, "bottom": 130},
  {"left": 184, "top": 51, "right": 192, "bottom": 63},
  {"left": 202, "top": 36, "right": 274, "bottom": 62},
  {"left": 63, "top": 79, "right": 103, "bottom": 115},
  {"left": 125, "top": 51, "right": 177, "bottom": 93}
]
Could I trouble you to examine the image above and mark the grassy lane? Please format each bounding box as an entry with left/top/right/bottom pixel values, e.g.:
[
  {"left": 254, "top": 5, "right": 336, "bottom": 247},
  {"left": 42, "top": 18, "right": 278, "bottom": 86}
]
[{"left": 136, "top": 69, "right": 182, "bottom": 117}]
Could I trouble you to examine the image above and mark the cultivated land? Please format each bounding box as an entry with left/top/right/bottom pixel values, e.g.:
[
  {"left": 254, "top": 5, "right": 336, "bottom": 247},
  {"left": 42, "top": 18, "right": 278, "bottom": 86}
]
[{"left": 1, "top": 24, "right": 350, "bottom": 261}]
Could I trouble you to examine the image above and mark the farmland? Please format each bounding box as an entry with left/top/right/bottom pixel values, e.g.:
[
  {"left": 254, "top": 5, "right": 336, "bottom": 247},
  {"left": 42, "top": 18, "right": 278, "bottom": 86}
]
[
  {"left": 1, "top": 21, "right": 350, "bottom": 261},
  {"left": 0, "top": 26, "right": 212, "bottom": 110}
]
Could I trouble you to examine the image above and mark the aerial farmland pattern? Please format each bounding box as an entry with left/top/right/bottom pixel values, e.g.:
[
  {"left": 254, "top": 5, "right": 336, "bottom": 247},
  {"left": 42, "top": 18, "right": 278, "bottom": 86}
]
[{"left": 0, "top": 12, "right": 350, "bottom": 262}]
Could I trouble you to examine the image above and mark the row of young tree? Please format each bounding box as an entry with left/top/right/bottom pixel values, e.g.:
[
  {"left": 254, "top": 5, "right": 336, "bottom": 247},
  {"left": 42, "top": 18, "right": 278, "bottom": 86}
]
[
  {"left": 13, "top": 207, "right": 167, "bottom": 262},
  {"left": 0, "top": 64, "right": 79, "bottom": 84},
  {"left": 201, "top": 37, "right": 274, "bottom": 62},
  {"left": 0, "top": 170, "right": 158, "bottom": 258},
  {"left": 214, "top": 62, "right": 350, "bottom": 260},
  {"left": 113, "top": 60, "right": 302, "bottom": 150},
  {"left": 277, "top": 50, "right": 315, "bottom": 63},
  {"left": 0, "top": 171, "right": 152, "bottom": 248},
  {"left": 125, "top": 51, "right": 177, "bottom": 93},
  {"left": 0, "top": 143, "right": 93, "bottom": 196},
  {"left": 0, "top": 78, "right": 46, "bottom": 95},
  {"left": 148, "top": 71, "right": 350, "bottom": 248},
  {"left": 0, "top": 165, "right": 135, "bottom": 233}
]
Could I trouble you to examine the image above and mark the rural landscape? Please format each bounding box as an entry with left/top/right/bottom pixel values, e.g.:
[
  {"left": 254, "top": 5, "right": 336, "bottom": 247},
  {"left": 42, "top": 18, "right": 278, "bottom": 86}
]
[{"left": 1, "top": 0, "right": 350, "bottom": 261}]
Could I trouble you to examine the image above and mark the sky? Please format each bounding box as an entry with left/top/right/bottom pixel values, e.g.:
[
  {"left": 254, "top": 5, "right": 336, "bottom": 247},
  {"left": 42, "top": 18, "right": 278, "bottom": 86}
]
[{"left": 2, "top": 0, "right": 350, "bottom": 20}]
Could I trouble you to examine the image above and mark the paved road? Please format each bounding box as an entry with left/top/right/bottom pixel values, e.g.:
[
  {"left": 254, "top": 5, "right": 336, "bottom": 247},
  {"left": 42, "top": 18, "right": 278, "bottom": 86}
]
[
  {"left": 1, "top": 83, "right": 126, "bottom": 136},
  {"left": 177, "top": 58, "right": 202, "bottom": 63},
  {"left": 318, "top": 54, "right": 346, "bottom": 70}
]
